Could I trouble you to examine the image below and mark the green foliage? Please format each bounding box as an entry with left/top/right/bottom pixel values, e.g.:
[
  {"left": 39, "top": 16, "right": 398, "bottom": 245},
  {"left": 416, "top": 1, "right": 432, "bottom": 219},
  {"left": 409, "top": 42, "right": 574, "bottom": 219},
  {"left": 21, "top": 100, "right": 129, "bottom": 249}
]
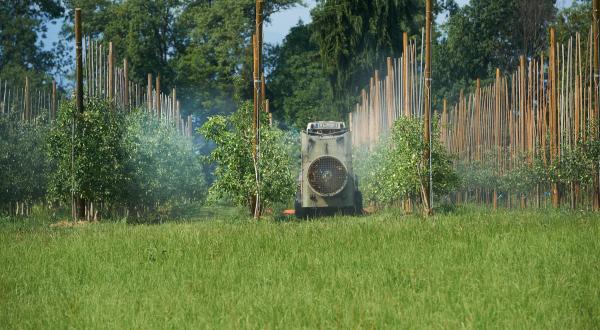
[
  {"left": 268, "top": 22, "right": 337, "bottom": 129},
  {"left": 499, "top": 160, "right": 548, "bottom": 195},
  {"left": 60, "top": 0, "right": 300, "bottom": 118},
  {"left": 174, "top": 0, "right": 300, "bottom": 118},
  {"left": 103, "top": 0, "right": 180, "bottom": 87},
  {"left": 123, "top": 110, "right": 205, "bottom": 213},
  {"left": 354, "top": 117, "right": 458, "bottom": 207},
  {"left": 311, "top": 0, "right": 421, "bottom": 113},
  {"left": 199, "top": 102, "right": 295, "bottom": 214},
  {"left": 433, "top": 0, "right": 556, "bottom": 103},
  {"left": 47, "top": 98, "right": 128, "bottom": 207},
  {"left": 456, "top": 159, "right": 498, "bottom": 192},
  {"left": 555, "top": 0, "right": 592, "bottom": 50},
  {"left": 0, "top": 0, "right": 63, "bottom": 88},
  {"left": 0, "top": 113, "right": 51, "bottom": 211},
  {"left": 0, "top": 0, "right": 63, "bottom": 73},
  {"left": 47, "top": 99, "right": 204, "bottom": 218},
  {"left": 61, "top": 0, "right": 179, "bottom": 90},
  {"left": 456, "top": 134, "right": 600, "bottom": 197}
]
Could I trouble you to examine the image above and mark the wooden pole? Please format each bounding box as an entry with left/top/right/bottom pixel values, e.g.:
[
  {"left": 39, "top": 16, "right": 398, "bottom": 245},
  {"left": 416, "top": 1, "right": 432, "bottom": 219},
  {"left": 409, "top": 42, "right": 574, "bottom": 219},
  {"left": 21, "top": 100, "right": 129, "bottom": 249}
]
[
  {"left": 550, "top": 27, "right": 560, "bottom": 208},
  {"left": 519, "top": 55, "right": 526, "bottom": 208},
  {"left": 24, "top": 76, "right": 30, "bottom": 122},
  {"left": 494, "top": 68, "right": 501, "bottom": 209},
  {"left": 265, "top": 97, "right": 270, "bottom": 113},
  {"left": 422, "top": 0, "right": 432, "bottom": 216},
  {"left": 147, "top": 73, "right": 152, "bottom": 112},
  {"left": 124, "top": 59, "right": 129, "bottom": 110},
  {"left": 108, "top": 42, "right": 114, "bottom": 101},
  {"left": 475, "top": 78, "right": 481, "bottom": 162},
  {"left": 253, "top": 0, "right": 264, "bottom": 219},
  {"left": 75, "top": 8, "right": 84, "bottom": 220},
  {"left": 51, "top": 80, "right": 56, "bottom": 121},
  {"left": 386, "top": 57, "right": 394, "bottom": 128},
  {"left": 99, "top": 43, "right": 103, "bottom": 98},
  {"left": 374, "top": 70, "right": 380, "bottom": 142},
  {"left": 593, "top": 0, "right": 600, "bottom": 209},
  {"left": 2, "top": 80, "right": 6, "bottom": 114},
  {"left": 403, "top": 32, "right": 410, "bottom": 117},
  {"left": 156, "top": 75, "right": 161, "bottom": 119},
  {"left": 256, "top": 0, "right": 264, "bottom": 105},
  {"left": 252, "top": 34, "right": 258, "bottom": 159},
  {"left": 172, "top": 88, "right": 177, "bottom": 125},
  {"left": 261, "top": 73, "right": 266, "bottom": 111},
  {"left": 175, "top": 100, "right": 180, "bottom": 131}
]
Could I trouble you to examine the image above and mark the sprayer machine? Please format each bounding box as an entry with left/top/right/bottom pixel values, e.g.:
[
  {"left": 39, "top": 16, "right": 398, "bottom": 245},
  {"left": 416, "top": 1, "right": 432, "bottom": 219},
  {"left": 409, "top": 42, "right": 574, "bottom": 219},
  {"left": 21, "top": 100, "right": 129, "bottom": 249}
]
[{"left": 295, "top": 121, "right": 363, "bottom": 218}]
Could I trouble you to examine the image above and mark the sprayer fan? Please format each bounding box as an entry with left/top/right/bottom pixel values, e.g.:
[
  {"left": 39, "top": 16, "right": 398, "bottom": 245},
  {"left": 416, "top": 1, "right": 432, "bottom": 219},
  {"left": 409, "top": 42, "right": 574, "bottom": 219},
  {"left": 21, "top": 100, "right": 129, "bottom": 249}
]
[{"left": 307, "top": 156, "right": 348, "bottom": 196}]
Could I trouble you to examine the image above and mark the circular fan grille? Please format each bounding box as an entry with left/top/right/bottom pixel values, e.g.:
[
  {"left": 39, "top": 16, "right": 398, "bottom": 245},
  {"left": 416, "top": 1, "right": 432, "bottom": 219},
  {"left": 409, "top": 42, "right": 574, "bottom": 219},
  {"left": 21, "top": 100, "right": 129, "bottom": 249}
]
[{"left": 307, "top": 156, "right": 347, "bottom": 196}]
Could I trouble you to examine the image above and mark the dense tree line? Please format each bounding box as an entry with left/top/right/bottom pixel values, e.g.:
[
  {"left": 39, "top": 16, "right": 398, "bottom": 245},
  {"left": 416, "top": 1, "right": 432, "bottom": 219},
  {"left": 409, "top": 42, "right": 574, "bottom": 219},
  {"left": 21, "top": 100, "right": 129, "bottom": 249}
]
[
  {"left": 0, "top": 0, "right": 593, "bottom": 127},
  {"left": 57, "top": 0, "right": 300, "bottom": 120},
  {"left": 270, "top": 0, "right": 589, "bottom": 127},
  {"left": 0, "top": 0, "right": 63, "bottom": 89},
  {"left": 433, "top": 0, "right": 557, "bottom": 103}
]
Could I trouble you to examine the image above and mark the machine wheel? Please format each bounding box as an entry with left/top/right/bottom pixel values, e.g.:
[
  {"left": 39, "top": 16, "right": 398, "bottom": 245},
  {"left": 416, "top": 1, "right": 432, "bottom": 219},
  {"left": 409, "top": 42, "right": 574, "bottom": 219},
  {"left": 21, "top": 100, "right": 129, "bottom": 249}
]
[
  {"left": 354, "top": 191, "right": 364, "bottom": 215},
  {"left": 294, "top": 192, "right": 305, "bottom": 219}
]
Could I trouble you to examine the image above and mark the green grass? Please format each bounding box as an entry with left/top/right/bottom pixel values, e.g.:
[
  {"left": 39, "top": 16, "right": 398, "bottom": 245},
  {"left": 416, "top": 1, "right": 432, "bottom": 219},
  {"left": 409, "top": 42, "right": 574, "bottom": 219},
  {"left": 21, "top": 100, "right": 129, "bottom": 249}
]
[{"left": 1, "top": 207, "right": 599, "bottom": 328}]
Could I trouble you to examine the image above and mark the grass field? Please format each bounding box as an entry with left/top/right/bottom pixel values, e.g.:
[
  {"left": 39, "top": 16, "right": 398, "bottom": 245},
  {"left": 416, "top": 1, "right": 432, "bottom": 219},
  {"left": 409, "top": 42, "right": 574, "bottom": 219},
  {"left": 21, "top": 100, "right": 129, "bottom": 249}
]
[{"left": 1, "top": 207, "right": 599, "bottom": 328}]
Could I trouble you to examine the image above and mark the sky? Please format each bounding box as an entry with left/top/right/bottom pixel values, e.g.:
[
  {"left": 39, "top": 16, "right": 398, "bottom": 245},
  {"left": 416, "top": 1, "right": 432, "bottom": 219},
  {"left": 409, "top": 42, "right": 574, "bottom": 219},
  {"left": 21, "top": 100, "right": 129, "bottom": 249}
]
[{"left": 264, "top": 0, "right": 316, "bottom": 45}]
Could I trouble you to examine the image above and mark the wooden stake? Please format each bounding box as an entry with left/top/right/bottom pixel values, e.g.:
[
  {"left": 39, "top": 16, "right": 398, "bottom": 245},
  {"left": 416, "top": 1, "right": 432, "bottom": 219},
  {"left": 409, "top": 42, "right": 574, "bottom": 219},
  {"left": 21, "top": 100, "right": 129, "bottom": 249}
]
[
  {"left": 593, "top": 0, "right": 600, "bottom": 209},
  {"left": 51, "top": 80, "right": 56, "bottom": 121},
  {"left": 156, "top": 75, "right": 161, "bottom": 119},
  {"left": 549, "top": 27, "right": 560, "bottom": 208},
  {"left": 403, "top": 32, "right": 410, "bottom": 117},
  {"left": 253, "top": 0, "right": 264, "bottom": 219},
  {"left": 24, "top": 76, "right": 30, "bottom": 122},
  {"left": 108, "top": 42, "right": 114, "bottom": 100},
  {"left": 252, "top": 34, "right": 258, "bottom": 159},
  {"left": 422, "top": 0, "right": 432, "bottom": 216},
  {"left": 147, "top": 73, "right": 152, "bottom": 112},
  {"left": 124, "top": 59, "right": 129, "bottom": 110},
  {"left": 494, "top": 68, "right": 501, "bottom": 209},
  {"left": 74, "top": 8, "right": 85, "bottom": 220}
]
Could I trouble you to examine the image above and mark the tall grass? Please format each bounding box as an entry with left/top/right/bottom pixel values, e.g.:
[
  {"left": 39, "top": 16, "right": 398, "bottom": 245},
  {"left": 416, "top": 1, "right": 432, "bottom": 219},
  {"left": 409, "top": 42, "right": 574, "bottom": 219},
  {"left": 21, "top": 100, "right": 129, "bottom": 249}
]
[{"left": 1, "top": 207, "right": 599, "bottom": 328}]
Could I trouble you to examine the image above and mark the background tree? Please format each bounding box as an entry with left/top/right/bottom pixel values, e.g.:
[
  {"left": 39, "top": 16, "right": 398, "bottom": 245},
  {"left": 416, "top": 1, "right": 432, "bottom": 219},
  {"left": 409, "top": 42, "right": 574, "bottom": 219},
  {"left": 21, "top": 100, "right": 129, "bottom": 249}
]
[
  {"left": 0, "top": 113, "right": 51, "bottom": 214},
  {"left": 311, "top": 0, "right": 421, "bottom": 115},
  {"left": 47, "top": 99, "right": 205, "bottom": 219},
  {"left": 47, "top": 99, "right": 128, "bottom": 213},
  {"left": 173, "top": 0, "right": 300, "bottom": 120},
  {"left": 554, "top": 0, "right": 592, "bottom": 47},
  {"left": 267, "top": 22, "right": 336, "bottom": 129},
  {"left": 514, "top": 0, "right": 556, "bottom": 58},
  {"left": 123, "top": 110, "right": 205, "bottom": 217},
  {"left": 60, "top": 0, "right": 299, "bottom": 119},
  {"left": 199, "top": 102, "right": 295, "bottom": 215},
  {"left": 353, "top": 117, "right": 458, "bottom": 209},
  {"left": 105, "top": 0, "right": 181, "bottom": 88},
  {"left": 433, "top": 0, "right": 556, "bottom": 103},
  {"left": 0, "top": 0, "right": 63, "bottom": 87},
  {"left": 60, "top": 0, "right": 180, "bottom": 92}
]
